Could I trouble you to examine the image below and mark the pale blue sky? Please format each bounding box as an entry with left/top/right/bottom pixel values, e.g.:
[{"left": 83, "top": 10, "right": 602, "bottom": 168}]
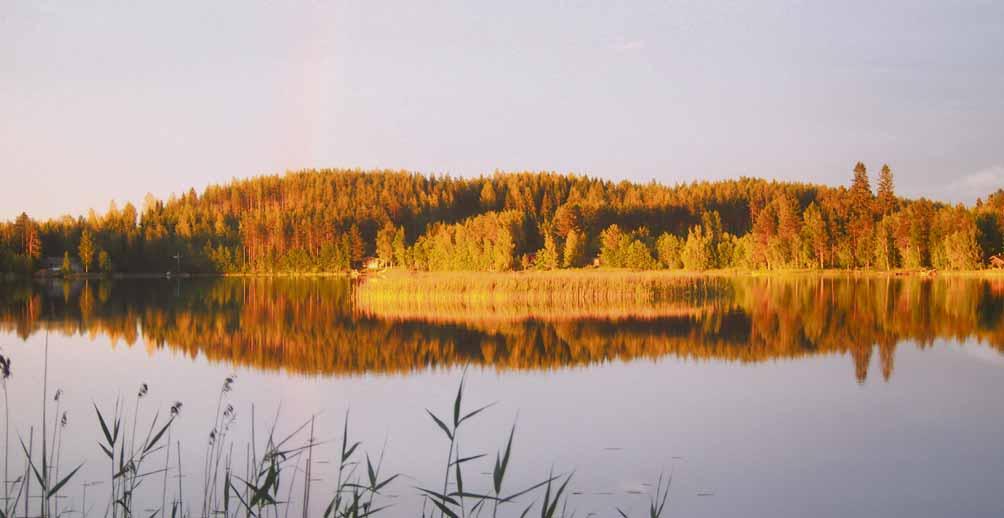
[{"left": 2, "top": 1, "right": 1002, "bottom": 220}]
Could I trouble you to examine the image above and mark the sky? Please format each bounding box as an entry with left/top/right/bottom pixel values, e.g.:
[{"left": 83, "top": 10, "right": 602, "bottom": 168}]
[{"left": 2, "top": 0, "right": 1003, "bottom": 220}]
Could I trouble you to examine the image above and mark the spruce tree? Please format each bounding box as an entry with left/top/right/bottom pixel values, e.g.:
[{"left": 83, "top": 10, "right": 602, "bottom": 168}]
[
  {"left": 876, "top": 164, "right": 896, "bottom": 215},
  {"left": 849, "top": 162, "right": 876, "bottom": 267},
  {"left": 850, "top": 161, "right": 873, "bottom": 208}
]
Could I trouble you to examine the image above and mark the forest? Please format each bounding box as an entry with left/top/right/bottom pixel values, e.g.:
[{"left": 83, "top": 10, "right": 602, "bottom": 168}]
[{"left": 2, "top": 164, "right": 1003, "bottom": 274}]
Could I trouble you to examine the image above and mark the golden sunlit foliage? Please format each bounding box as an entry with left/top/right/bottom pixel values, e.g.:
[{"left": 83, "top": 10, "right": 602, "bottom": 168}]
[{"left": 3, "top": 167, "right": 1003, "bottom": 275}]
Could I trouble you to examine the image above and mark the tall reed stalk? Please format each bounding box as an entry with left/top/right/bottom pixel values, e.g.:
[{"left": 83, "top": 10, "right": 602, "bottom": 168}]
[
  {"left": 202, "top": 375, "right": 235, "bottom": 517},
  {"left": 11, "top": 333, "right": 83, "bottom": 518},
  {"left": 419, "top": 375, "right": 574, "bottom": 518},
  {"left": 0, "top": 351, "right": 10, "bottom": 518},
  {"left": 94, "top": 385, "right": 177, "bottom": 518}
]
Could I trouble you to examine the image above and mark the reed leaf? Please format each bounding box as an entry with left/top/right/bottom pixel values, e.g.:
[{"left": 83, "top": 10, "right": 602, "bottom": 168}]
[
  {"left": 47, "top": 462, "right": 83, "bottom": 498},
  {"left": 426, "top": 410, "right": 453, "bottom": 441},
  {"left": 416, "top": 487, "right": 459, "bottom": 506},
  {"left": 143, "top": 417, "right": 174, "bottom": 455},
  {"left": 429, "top": 498, "right": 460, "bottom": 518},
  {"left": 453, "top": 378, "right": 464, "bottom": 428}
]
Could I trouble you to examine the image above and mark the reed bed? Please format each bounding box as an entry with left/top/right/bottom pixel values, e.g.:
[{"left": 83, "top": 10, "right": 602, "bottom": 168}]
[
  {"left": 356, "top": 270, "right": 731, "bottom": 324},
  {"left": 0, "top": 349, "right": 673, "bottom": 518}
]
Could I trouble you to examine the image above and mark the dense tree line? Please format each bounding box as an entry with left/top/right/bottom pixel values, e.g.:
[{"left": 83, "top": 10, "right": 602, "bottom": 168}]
[{"left": 2, "top": 165, "right": 1003, "bottom": 274}]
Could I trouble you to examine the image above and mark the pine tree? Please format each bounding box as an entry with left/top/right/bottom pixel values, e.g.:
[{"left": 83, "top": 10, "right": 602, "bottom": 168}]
[{"left": 15, "top": 213, "right": 41, "bottom": 260}]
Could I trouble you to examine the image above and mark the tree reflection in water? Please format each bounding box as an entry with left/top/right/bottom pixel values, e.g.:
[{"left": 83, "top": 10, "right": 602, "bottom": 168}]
[{"left": 1, "top": 275, "right": 1002, "bottom": 383}]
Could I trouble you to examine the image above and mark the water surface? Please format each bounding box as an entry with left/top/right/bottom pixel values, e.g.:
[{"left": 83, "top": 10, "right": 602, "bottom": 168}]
[{"left": 1, "top": 276, "right": 1002, "bottom": 517}]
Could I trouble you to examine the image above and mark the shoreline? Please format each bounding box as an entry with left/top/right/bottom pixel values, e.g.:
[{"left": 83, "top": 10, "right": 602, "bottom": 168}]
[{"left": 5, "top": 267, "right": 1004, "bottom": 282}]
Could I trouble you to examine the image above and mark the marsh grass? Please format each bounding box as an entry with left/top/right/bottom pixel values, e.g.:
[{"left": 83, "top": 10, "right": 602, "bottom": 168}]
[
  {"left": 1, "top": 349, "right": 673, "bottom": 518},
  {"left": 359, "top": 269, "right": 724, "bottom": 302},
  {"left": 356, "top": 270, "right": 730, "bottom": 324}
]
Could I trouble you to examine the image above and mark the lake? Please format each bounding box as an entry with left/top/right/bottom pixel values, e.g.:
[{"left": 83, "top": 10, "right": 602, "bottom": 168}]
[{"left": 1, "top": 275, "right": 1003, "bottom": 517}]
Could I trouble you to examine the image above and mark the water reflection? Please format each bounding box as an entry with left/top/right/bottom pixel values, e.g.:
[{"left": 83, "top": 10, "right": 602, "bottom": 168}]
[{"left": 1, "top": 276, "right": 1003, "bottom": 382}]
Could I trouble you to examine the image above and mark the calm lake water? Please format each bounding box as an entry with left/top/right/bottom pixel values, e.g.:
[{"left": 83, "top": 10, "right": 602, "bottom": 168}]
[{"left": 1, "top": 275, "right": 1003, "bottom": 517}]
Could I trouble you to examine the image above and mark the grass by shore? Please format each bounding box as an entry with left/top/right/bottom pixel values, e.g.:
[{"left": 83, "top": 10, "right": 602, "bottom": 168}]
[
  {"left": 0, "top": 348, "right": 672, "bottom": 518},
  {"left": 355, "top": 269, "right": 732, "bottom": 322},
  {"left": 358, "top": 266, "right": 1004, "bottom": 293}
]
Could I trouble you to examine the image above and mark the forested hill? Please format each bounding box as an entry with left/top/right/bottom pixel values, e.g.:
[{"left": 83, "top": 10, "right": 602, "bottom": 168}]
[{"left": 2, "top": 165, "right": 1003, "bottom": 274}]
